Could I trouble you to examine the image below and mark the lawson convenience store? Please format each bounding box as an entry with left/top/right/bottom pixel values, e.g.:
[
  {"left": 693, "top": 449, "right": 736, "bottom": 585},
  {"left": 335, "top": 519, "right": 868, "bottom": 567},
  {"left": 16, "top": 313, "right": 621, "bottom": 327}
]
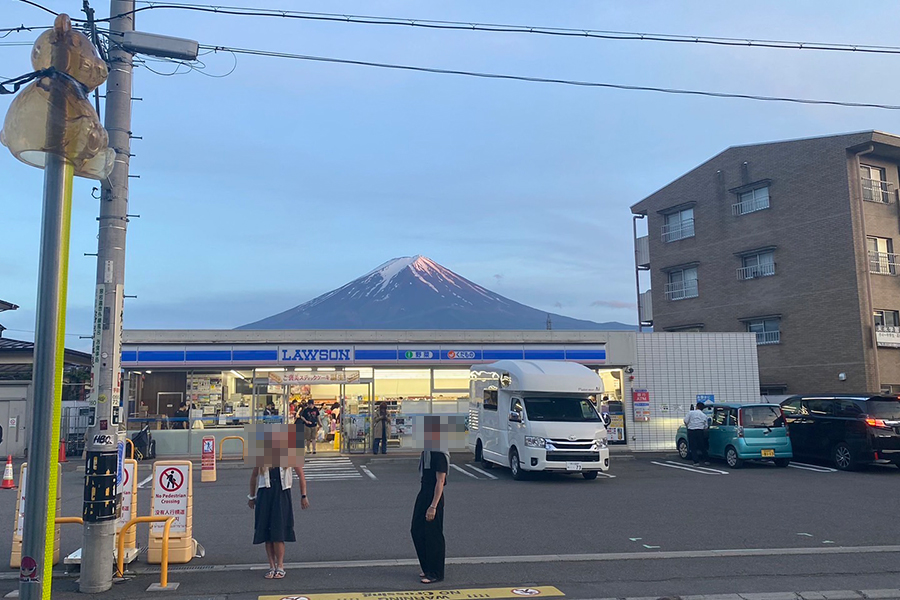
[{"left": 119, "top": 329, "right": 762, "bottom": 453}]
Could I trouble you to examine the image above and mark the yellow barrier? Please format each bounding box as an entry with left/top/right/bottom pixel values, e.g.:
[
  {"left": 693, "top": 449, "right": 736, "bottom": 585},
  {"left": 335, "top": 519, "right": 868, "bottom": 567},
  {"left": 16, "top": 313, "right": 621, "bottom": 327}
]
[
  {"left": 123, "top": 438, "right": 135, "bottom": 460},
  {"left": 117, "top": 516, "right": 175, "bottom": 589},
  {"left": 219, "top": 436, "right": 246, "bottom": 461}
]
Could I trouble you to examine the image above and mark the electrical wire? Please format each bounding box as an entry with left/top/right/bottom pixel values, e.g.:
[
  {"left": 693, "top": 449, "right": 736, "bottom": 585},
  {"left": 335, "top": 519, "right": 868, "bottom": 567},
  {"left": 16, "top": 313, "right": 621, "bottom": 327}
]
[
  {"left": 13, "top": 0, "right": 900, "bottom": 57},
  {"left": 84, "top": 1, "right": 900, "bottom": 57},
  {"left": 200, "top": 44, "right": 900, "bottom": 110},
  {"left": 15, "top": 0, "right": 57, "bottom": 17}
]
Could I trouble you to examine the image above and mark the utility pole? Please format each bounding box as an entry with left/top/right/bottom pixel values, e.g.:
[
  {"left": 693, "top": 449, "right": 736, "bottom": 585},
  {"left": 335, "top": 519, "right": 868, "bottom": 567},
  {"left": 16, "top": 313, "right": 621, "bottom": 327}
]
[{"left": 80, "top": 0, "right": 135, "bottom": 592}]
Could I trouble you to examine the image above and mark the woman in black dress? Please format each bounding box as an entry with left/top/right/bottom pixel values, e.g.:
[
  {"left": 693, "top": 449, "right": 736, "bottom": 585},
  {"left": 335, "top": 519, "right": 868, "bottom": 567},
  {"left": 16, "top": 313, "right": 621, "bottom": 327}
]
[
  {"left": 411, "top": 446, "right": 449, "bottom": 584},
  {"left": 248, "top": 462, "right": 309, "bottom": 579}
]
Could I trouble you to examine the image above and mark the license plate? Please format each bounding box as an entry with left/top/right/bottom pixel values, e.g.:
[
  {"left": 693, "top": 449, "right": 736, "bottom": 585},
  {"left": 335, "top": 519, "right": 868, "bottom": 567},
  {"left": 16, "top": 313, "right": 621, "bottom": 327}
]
[
  {"left": 566, "top": 462, "right": 583, "bottom": 472},
  {"left": 761, "top": 449, "right": 775, "bottom": 457}
]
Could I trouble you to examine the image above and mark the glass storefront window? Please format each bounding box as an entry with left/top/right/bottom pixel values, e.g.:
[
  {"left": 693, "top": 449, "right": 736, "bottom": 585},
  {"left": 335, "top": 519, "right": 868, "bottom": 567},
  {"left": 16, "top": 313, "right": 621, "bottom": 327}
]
[{"left": 433, "top": 369, "right": 470, "bottom": 391}]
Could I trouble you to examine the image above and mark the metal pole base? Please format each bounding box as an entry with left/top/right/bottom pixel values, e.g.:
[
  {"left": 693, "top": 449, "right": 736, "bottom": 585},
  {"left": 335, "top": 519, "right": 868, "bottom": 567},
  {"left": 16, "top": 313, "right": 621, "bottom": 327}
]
[{"left": 146, "top": 582, "right": 180, "bottom": 592}]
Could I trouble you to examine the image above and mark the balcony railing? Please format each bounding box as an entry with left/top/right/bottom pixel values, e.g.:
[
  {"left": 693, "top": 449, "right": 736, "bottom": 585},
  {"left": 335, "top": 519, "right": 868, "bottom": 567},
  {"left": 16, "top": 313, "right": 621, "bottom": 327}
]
[
  {"left": 732, "top": 195, "right": 770, "bottom": 216},
  {"left": 861, "top": 178, "right": 894, "bottom": 204},
  {"left": 639, "top": 289, "right": 653, "bottom": 322},
  {"left": 661, "top": 219, "right": 695, "bottom": 243},
  {"left": 755, "top": 331, "right": 781, "bottom": 345},
  {"left": 737, "top": 263, "right": 776, "bottom": 280},
  {"left": 868, "top": 251, "right": 899, "bottom": 275},
  {"left": 664, "top": 279, "right": 698, "bottom": 301},
  {"left": 635, "top": 235, "right": 650, "bottom": 267}
]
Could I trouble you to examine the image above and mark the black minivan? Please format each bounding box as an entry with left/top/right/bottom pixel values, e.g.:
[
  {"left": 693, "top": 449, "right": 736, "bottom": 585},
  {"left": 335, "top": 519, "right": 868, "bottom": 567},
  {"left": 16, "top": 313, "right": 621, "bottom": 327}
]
[{"left": 780, "top": 395, "right": 900, "bottom": 470}]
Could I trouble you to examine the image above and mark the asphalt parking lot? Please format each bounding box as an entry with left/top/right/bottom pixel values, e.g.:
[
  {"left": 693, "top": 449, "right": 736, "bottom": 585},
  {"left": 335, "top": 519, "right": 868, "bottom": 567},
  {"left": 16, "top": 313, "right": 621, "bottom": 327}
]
[{"left": 0, "top": 452, "right": 897, "bottom": 599}]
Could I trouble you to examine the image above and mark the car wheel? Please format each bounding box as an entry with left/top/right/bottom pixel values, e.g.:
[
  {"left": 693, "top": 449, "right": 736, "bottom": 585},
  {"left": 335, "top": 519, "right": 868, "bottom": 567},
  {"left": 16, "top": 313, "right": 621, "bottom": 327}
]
[
  {"left": 509, "top": 447, "right": 525, "bottom": 480},
  {"left": 582, "top": 471, "right": 599, "bottom": 480},
  {"left": 774, "top": 458, "right": 790, "bottom": 468},
  {"left": 833, "top": 442, "right": 855, "bottom": 471},
  {"left": 677, "top": 438, "right": 689, "bottom": 460},
  {"left": 725, "top": 446, "right": 743, "bottom": 469}
]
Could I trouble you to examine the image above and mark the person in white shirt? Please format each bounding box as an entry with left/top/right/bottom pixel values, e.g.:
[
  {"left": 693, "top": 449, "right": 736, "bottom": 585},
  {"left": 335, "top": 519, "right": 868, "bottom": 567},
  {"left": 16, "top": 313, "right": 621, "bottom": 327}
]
[{"left": 683, "top": 401, "right": 711, "bottom": 466}]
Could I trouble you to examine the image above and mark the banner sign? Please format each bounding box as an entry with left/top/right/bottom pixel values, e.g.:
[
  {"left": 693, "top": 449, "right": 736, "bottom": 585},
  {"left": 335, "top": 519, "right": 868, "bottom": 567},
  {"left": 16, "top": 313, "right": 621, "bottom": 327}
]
[{"left": 268, "top": 370, "right": 360, "bottom": 385}]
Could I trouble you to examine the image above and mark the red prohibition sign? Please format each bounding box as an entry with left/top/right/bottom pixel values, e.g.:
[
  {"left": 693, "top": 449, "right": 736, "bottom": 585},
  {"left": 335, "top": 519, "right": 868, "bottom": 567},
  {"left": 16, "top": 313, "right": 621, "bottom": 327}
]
[
  {"left": 159, "top": 468, "right": 184, "bottom": 492},
  {"left": 122, "top": 465, "right": 130, "bottom": 487}
]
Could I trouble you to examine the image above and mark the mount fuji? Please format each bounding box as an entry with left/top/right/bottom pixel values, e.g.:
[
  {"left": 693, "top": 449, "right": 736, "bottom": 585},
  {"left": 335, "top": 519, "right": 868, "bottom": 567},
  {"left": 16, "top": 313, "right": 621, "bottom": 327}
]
[{"left": 238, "top": 256, "right": 635, "bottom": 331}]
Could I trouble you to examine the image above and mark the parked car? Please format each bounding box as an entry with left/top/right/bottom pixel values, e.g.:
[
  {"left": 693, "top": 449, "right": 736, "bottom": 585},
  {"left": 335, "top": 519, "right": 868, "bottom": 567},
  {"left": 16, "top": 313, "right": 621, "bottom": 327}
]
[
  {"left": 676, "top": 403, "right": 792, "bottom": 468},
  {"left": 780, "top": 394, "right": 900, "bottom": 471}
]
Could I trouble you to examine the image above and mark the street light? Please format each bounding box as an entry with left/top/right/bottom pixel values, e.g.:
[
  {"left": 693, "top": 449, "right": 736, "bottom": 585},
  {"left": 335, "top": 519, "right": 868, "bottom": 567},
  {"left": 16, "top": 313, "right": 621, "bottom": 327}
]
[{"left": 1, "top": 14, "right": 113, "bottom": 600}]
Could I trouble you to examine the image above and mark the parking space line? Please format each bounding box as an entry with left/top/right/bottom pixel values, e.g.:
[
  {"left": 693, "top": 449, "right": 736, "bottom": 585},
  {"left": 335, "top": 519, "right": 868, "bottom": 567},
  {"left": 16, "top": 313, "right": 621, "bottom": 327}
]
[
  {"left": 789, "top": 462, "right": 837, "bottom": 473},
  {"left": 651, "top": 461, "right": 728, "bottom": 475},
  {"left": 465, "top": 464, "right": 499, "bottom": 480},
  {"left": 137, "top": 474, "right": 153, "bottom": 489},
  {"left": 597, "top": 472, "right": 616, "bottom": 478},
  {"left": 451, "top": 463, "right": 479, "bottom": 479},
  {"left": 665, "top": 461, "right": 730, "bottom": 475},
  {"left": 359, "top": 465, "right": 377, "bottom": 480}
]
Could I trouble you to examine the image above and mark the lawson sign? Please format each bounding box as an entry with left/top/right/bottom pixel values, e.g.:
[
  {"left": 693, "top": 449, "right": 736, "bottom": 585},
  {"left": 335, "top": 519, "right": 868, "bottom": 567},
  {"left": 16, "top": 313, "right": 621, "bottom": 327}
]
[{"left": 280, "top": 347, "right": 353, "bottom": 362}]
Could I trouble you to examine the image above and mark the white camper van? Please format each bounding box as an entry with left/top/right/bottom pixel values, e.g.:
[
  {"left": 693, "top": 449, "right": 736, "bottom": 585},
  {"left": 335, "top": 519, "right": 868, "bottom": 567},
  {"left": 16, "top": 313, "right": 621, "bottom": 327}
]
[{"left": 467, "top": 360, "right": 610, "bottom": 480}]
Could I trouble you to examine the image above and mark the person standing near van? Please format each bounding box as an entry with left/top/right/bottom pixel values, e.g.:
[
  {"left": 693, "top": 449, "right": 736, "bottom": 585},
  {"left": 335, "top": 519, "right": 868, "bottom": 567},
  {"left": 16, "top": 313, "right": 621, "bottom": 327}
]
[
  {"left": 411, "top": 417, "right": 449, "bottom": 584},
  {"left": 372, "top": 402, "right": 390, "bottom": 455},
  {"left": 683, "top": 403, "right": 710, "bottom": 466}
]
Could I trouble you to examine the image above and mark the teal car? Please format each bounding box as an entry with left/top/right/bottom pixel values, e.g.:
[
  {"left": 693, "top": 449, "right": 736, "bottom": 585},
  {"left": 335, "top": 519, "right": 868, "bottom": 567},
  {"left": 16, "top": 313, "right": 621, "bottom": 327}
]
[{"left": 675, "top": 403, "right": 793, "bottom": 468}]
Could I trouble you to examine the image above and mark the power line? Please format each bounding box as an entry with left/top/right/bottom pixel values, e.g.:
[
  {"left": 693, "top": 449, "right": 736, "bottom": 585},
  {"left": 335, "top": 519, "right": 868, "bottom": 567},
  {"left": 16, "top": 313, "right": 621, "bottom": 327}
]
[
  {"left": 90, "top": 1, "right": 900, "bottom": 57},
  {"left": 201, "top": 44, "right": 900, "bottom": 111},
  {"left": 15, "top": 0, "right": 57, "bottom": 17},
  {"left": 13, "top": 0, "right": 900, "bottom": 56}
]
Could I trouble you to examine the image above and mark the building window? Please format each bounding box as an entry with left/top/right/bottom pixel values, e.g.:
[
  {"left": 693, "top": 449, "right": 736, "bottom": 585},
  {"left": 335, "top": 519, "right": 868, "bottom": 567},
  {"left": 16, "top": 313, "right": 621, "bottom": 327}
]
[
  {"left": 760, "top": 385, "right": 788, "bottom": 395},
  {"left": 665, "top": 267, "right": 698, "bottom": 301},
  {"left": 664, "top": 323, "right": 705, "bottom": 332},
  {"left": 661, "top": 208, "right": 694, "bottom": 243},
  {"left": 737, "top": 250, "right": 775, "bottom": 280},
  {"left": 860, "top": 164, "right": 893, "bottom": 204},
  {"left": 874, "top": 309, "right": 900, "bottom": 328},
  {"left": 732, "top": 186, "right": 770, "bottom": 216},
  {"left": 867, "top": 236, "right": 897, "bottom": 275},
  {"left": 746, "top": 317, "right": 781, "bottom": 345}
]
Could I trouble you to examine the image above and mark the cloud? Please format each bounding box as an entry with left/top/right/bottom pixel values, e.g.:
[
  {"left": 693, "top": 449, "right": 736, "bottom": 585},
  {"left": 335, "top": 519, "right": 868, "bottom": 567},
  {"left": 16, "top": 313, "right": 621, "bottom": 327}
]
[{"left": 591, "top": 300, "right": 636, "bottom": 310}]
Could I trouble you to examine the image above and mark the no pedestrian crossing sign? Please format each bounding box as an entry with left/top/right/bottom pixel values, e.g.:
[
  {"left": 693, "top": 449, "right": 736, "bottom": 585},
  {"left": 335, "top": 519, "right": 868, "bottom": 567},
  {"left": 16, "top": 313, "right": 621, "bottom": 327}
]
[{"left": 151, "top": 462, "right": 190, "bottom": 534}]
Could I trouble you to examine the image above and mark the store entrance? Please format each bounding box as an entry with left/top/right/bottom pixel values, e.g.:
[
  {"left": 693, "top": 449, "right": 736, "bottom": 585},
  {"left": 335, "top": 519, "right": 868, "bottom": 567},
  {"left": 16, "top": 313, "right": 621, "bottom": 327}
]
[{"left": 596, "top": 368, "right": 627, "bottom": 445}]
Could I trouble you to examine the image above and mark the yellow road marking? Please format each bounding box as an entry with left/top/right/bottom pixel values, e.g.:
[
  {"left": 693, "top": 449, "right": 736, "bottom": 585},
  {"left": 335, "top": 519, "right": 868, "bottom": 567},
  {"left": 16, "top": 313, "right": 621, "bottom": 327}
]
[{"left": 260, "top": 585, "right": 565, "bottom": 600}]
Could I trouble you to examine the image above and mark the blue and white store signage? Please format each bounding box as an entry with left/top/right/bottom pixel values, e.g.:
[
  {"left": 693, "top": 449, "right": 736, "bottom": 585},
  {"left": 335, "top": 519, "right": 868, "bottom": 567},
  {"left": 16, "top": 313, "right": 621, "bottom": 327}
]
[{"left": 122, "top": 343, "right": 606, "bottom": 367}]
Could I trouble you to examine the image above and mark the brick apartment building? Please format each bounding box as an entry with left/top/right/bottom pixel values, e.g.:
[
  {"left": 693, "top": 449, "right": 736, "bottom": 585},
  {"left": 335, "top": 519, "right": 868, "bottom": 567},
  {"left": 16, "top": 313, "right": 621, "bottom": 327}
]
[{"left": 631, "top": 131, "right": 900, "bottom": 395}]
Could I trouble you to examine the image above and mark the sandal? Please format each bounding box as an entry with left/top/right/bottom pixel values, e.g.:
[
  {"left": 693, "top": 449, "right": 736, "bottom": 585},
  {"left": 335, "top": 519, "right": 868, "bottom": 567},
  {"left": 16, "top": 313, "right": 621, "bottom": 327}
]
[
  {"left": 264, "top": 569, "right": 276, "bottom": 579},
  {"left": 421, "top": 577, "right": 443, "bottom": 584},
  {"left": 274, "top": 569, "right": 286, "bottom": 579}
]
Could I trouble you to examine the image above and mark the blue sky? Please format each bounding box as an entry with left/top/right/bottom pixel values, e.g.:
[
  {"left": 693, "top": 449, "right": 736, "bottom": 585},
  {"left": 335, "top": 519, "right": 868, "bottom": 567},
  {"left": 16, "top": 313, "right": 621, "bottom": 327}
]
[{"left": 3, "top": 0, "right": 900, "bottom": 350}]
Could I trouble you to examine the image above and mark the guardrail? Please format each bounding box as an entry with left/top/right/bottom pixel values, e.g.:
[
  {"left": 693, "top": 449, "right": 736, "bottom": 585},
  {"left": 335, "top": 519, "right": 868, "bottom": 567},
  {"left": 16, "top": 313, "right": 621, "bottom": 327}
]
[
  {"left": 116, "top": 516, "right": 175, "bottom": 589},
  {"left": 219, "top": 436, "right": 246, "bottom": 461},
  {"left": 123, "top": 438, "right": 135, "bottom": 460},
  {"left": 55, "top": 517, "right": 83, "bottom": 525}
]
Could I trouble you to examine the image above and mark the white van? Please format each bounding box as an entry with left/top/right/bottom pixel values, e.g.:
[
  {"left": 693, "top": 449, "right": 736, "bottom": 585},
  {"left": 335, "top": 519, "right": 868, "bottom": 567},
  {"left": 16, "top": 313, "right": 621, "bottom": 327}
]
[{"left": 467, "top": 360, "right": 610, "bottom": 480}]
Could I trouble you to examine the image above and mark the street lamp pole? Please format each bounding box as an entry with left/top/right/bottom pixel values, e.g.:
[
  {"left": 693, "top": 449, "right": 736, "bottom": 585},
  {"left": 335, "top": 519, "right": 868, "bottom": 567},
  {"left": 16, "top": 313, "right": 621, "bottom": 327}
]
[{"left": 80, "top": 0, "right": 135, "bottom": 593}]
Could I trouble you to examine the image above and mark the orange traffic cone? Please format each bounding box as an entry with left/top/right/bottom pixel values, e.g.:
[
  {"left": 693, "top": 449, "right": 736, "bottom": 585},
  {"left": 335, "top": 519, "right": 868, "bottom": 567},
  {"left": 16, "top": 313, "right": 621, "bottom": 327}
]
[
  {"left": 58, "top": 440, "right": 67, "bottom": 463},
  {"left": 1, "top": 456, "right": 15, "bottom": 489}
]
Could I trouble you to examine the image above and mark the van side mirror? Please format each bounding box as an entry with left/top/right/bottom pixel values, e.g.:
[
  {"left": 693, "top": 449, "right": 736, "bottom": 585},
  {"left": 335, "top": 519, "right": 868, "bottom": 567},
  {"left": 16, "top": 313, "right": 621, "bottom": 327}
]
[{"left": 509, "top": 411, "right": 522, "bottom": 423}]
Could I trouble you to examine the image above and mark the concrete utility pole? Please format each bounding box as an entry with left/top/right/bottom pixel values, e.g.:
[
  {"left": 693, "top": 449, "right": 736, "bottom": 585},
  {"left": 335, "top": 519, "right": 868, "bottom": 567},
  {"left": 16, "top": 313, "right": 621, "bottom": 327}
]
[{"left": 80, "top": 0, "right": 135, "bottom": 592}]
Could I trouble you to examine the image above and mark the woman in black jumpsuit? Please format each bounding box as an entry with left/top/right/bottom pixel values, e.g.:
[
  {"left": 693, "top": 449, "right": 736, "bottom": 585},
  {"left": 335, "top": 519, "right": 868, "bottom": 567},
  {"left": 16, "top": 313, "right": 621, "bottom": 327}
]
[{"left": 410, "top": 450, "right": 448, "bottom": 584}]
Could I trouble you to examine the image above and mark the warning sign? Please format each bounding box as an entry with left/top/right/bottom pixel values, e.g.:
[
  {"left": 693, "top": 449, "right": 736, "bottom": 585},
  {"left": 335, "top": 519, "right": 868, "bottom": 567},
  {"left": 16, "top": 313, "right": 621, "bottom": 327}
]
[
  {"left": 151, "top": 463, "right": 190, "bottom": 534},
  {"left": 258, "top": 586, "right": 565, "bottom": 600},
  {"left": 117, "top": 461, "right": 136, "bottom": 528},
  {"left": 201, "top": 436, "right": 216, "bottom": 471}
]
